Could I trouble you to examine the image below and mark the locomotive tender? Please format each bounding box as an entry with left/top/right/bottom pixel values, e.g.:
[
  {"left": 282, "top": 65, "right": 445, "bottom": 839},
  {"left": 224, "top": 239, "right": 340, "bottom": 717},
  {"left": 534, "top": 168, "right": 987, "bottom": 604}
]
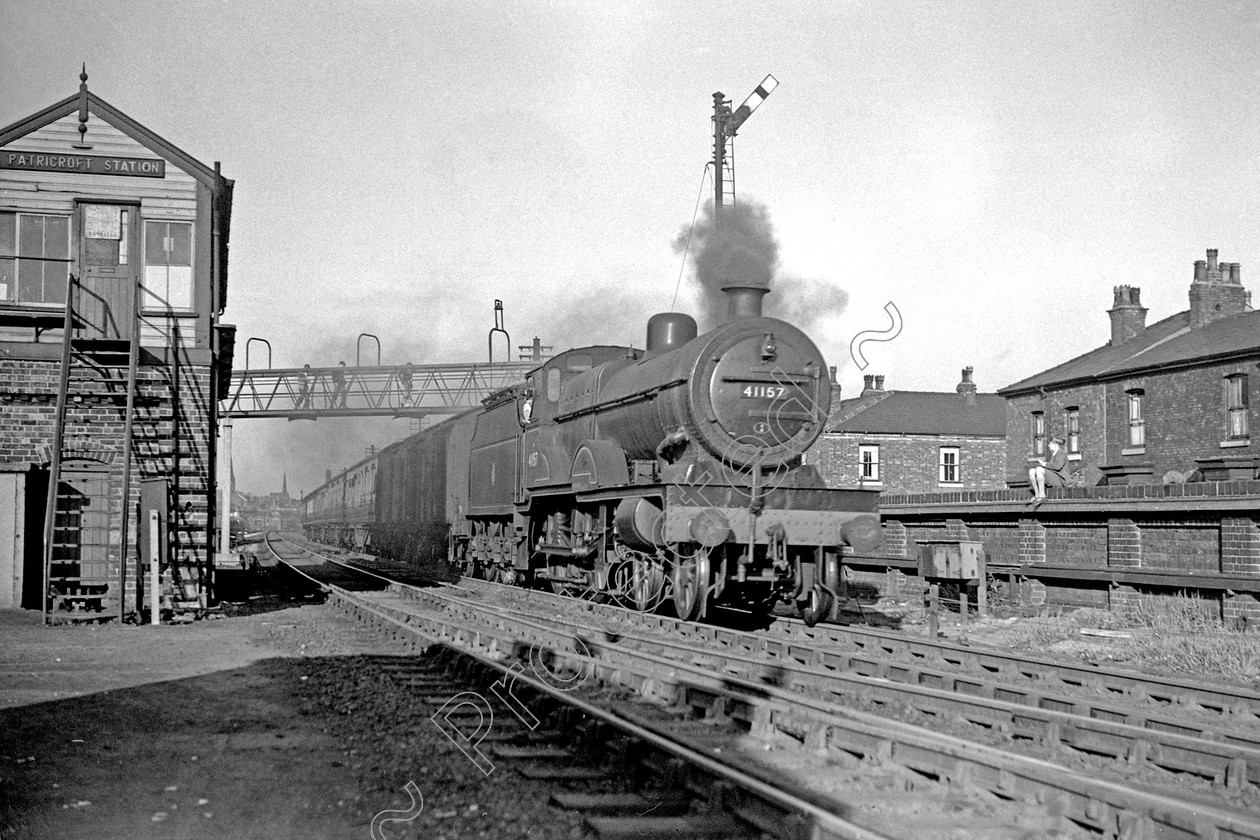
[{"left": 303, "top": 292, "right": 879, "bottom": 625}]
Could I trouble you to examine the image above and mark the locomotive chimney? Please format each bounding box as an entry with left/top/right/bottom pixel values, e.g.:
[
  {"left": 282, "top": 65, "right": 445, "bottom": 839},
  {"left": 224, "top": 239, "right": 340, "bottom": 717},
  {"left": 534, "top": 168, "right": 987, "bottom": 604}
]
[{"left": 721, "top": 281, "right": 770, "bottom": 321}]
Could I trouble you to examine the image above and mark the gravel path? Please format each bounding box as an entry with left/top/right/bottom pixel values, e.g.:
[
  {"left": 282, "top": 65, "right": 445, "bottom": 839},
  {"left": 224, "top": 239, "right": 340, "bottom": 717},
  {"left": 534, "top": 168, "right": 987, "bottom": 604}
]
[{"left": 0, "top": 602, "right": 592, "bottom": 840}]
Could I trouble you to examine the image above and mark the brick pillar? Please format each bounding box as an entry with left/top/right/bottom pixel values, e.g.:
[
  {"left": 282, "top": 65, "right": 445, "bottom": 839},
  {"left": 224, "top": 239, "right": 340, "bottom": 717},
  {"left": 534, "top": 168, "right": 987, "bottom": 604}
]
[
  {"left": 1108, "top": 518, "right": 1142, "bottom": 568},
  {"left": 1223, "top": 594, "right": 1260, "bottom": 631},
  {"left": 1220, "top": 517, "right": 1260, "bottom": 575},
  {"left": 882, "top": 520, "right": 908, "bottom": 558},
  {"left": 1018, "top": 519, "right": 1045, "bottom": 565},
  {"left": 1109, "top": 584, "right": 1140, "bottom": 615}
]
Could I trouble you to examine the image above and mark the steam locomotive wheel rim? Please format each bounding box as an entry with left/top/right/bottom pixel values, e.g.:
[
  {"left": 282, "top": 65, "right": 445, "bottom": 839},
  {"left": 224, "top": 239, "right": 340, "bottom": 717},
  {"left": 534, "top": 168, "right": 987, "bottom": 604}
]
[
  {"left": 800, "top": 583, "right": 832, "bottom": 628},
  {"left": 671, "top": 550, "right": 710, "bottom": 622},
  {"left": 629, "top": 556, "right": 663, "bottom": 612}
]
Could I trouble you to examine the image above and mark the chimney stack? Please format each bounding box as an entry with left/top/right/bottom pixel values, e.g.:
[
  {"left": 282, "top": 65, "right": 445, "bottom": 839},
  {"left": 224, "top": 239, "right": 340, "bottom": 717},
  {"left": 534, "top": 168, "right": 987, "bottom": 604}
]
[
  {"left": 721, "top": 281, "right": 770, "bottom": 321},
  {"left": 1189, "top": 248, "right": 1248, "bottom": 328},
  {"left": 1108, "top": 285, "right": 1148, "bottom": 346},
  {"left": 956, "top": 366, "right": 977, "bottom": 404},
  {"left": 874, "top": 375, "right": 885, "bottom": 391},
  {"left": 861, "top": 374, "right": 876, "bottom": 395}
]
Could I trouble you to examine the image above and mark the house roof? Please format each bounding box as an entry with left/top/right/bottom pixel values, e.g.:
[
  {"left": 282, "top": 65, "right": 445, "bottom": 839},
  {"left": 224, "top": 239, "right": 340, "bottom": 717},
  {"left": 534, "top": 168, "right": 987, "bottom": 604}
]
[
  {"left": 999, "top": 307, "right": 1260, "bottom": 396},
  {"left": 827, "top": 390, "right": 1006, "bottom": 437}
]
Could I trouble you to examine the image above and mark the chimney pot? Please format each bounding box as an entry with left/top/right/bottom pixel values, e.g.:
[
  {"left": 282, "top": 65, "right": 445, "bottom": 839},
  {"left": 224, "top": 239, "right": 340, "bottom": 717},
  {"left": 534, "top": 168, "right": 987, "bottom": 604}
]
[
  {"left": 862, "top": 374, "right": 874, "bottom": 392},
  {"left": 1108, "top": 284, "right": 1147, "bottom": 345},
  {"left": 874, "top": 375, "right": 885, "bottom": 391},
  {"left": 1190, "top": 249, "right": 1247, "bottom": 327},
  {"left": 957, "top": 366, "right": 978, "bottom": 400}
]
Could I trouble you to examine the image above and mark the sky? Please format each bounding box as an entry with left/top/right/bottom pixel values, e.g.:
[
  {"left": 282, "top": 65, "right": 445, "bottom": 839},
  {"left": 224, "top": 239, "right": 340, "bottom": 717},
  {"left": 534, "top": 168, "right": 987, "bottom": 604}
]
[{"left": 4, "top": 1, "right": 1259, "bottom": 496}]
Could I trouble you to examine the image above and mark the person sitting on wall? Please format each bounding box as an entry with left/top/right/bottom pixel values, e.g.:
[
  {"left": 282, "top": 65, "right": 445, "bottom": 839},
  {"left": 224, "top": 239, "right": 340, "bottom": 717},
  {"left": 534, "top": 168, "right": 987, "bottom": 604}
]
[{"left": 1028, "top": 435, "right": 1070, "bottom": 503}]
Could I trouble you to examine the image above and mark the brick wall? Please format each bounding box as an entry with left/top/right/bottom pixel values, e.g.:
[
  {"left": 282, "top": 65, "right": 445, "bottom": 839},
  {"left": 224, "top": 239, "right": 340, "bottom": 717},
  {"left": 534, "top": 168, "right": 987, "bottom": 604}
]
[
  {"left": 849, "top": 484, "right": 1260, "bottom": 620},
  {"left": 0, "top": 354, "right": 216, "bottom": 610},
  {"left": 811, "top": 432, "right": 1006, "bottom": 494},
  {"left": 1004, "top": 385, "right": 1106, "bottom": 486}
]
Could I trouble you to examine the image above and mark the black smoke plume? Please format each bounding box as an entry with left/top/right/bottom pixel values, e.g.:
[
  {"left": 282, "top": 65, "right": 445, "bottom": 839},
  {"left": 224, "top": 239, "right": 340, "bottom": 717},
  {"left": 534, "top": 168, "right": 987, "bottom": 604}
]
[
  {"left": 674, "top": 197, "right": 847, "bottom": 333},
  {"left": 675, "top": 200, "right": 778, "bottom": 329}
]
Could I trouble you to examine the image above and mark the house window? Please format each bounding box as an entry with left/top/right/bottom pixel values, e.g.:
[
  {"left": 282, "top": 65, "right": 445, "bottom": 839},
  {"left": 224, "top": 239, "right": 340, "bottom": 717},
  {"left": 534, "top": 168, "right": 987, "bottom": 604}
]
[
  {"left": 939, "top": 447, "right": 961, "bottom": 483},
  {"left": 1030, "top": 411, "right": 1045, "bottom": 456},
  {"left": 1226, "top": 375, "right": 1249, "bottom": 439},
  {"left": 0, "top": 212, "right": 70, "bottom": 304},
  {"left": 143, "top": 221, "right": 193, "bottom": 310},
  {"left": 1127, "top": 390, "right": 1145, "bottom": 447},
  {"left": 858, "top": 444, "right": 880, "bottom": 482},
  {"left": 1064, "top": 407, "right": 1080, "bottom": 454}
]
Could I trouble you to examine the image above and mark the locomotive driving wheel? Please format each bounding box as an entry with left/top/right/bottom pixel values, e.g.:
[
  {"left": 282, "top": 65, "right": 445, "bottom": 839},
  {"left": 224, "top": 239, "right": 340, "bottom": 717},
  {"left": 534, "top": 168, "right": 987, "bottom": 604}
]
[
  {"left": 799, "top": 583, "right": 833, "bottom": 628},
  {"left": 628, "top": 554, "right": 664, "bottom": 612},
  {"left": 671, "top": 547, "right": 710, "bottom": 622}
]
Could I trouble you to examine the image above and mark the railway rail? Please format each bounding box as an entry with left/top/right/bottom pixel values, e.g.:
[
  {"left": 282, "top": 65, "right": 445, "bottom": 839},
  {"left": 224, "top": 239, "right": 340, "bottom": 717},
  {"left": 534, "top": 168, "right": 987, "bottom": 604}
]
[
  {"left": 265, "top": 534, "right": 892, "bottom": 840},
  {"left": 269, "top": 534, "right": 1260, "bottom": 838}
]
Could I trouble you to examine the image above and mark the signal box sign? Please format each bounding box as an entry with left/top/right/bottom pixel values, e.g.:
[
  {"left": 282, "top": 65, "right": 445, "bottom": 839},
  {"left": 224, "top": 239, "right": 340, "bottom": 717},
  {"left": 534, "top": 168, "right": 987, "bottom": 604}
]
[{"left": 1, "top": 150, "right": 166, "bottom": 178}]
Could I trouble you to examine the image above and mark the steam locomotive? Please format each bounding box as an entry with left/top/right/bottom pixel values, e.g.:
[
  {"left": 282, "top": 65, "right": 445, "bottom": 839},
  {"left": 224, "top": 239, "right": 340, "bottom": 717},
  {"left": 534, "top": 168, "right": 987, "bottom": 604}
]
[{"left": 303, "top": 290, "right": 880, "bottom": 626}]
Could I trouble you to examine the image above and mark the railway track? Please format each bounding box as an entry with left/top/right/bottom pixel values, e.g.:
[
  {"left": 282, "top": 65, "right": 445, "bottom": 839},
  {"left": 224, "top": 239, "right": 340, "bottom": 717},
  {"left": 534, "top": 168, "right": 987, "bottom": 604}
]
[
  {"left": 266, "top": 534, "right": 893, "bottom": 839},
  {"left": 270, "top": 534, "right": 1260, "bottom": 839}
]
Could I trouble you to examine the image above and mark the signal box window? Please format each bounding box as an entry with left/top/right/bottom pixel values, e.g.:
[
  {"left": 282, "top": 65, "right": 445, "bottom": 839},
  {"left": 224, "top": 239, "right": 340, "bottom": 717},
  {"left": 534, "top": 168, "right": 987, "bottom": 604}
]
[
  {"left": 1126, "top": 390, "right": 1145, "bottom": 447},
  {"left": 1226, "top": 375, "right": 1249, "bottom": 439},
  {"left": 1065, "top": 407, "right": 1081, "bottom": 455},
  {"left": 939, "top": 446, "right": 961, "bottom": 484},
  {"left": 858, "top": 444, "right": 880, "bottom": 483},
  {"left": 0, "top": 212, "right": 70, "bottom": 305},
  {"left": 143, "top": 221, "right": 193, "bottom": 310}
]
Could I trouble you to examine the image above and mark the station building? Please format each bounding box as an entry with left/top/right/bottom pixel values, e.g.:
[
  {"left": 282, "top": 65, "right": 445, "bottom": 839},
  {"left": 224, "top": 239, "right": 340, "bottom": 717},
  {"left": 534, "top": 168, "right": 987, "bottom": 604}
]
[{"left": 0, "top": 72, "right": 235, "bottom": 618}]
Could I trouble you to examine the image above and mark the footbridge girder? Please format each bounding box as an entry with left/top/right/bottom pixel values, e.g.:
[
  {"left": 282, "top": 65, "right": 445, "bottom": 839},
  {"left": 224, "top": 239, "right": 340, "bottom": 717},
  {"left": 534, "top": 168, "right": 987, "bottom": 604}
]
[{"left": 221, "top": 362, "right": 536, "bottom": 419}]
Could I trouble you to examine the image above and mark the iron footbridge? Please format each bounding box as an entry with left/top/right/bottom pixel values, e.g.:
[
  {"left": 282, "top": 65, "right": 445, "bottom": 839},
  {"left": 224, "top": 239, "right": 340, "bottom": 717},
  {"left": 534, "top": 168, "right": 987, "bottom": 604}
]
[{"left": 222, "top": 362, "right": 536, "bottom": 419}]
